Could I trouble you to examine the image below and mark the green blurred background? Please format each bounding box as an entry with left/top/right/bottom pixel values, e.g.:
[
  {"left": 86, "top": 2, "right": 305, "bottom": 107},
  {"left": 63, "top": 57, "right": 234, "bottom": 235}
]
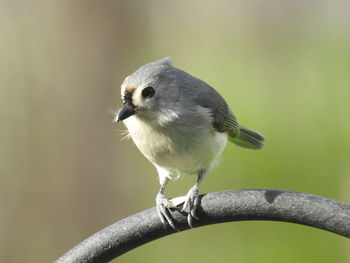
[{"left": 1, "top": 0, "right": 350, "bottom": 262}]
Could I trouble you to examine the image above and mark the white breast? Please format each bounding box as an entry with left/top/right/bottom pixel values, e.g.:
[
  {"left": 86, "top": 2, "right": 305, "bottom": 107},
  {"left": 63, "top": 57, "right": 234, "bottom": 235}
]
[
  {"left": 123, "top": 115, "right": 175, "bottom": 162},
  {"left": 123, "top": 114, "right": 228, "bottom": 176}
]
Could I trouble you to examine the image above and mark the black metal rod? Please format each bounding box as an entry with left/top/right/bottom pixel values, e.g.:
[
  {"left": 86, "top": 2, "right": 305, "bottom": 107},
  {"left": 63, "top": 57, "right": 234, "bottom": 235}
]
[{"left": 54, "top": 189, "right": 350, "bottom": 263}]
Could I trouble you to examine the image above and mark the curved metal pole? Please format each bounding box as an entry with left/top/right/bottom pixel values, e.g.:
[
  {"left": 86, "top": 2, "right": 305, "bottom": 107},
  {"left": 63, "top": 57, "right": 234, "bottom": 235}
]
[{"left": 55, "top": 189, "right": 350, "bottom": 263}]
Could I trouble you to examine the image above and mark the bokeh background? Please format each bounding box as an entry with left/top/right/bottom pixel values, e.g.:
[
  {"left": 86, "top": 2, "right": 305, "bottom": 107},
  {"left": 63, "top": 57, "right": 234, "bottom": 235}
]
[{"left": 1, "top": 0, "right": 350, "bottom": 262}]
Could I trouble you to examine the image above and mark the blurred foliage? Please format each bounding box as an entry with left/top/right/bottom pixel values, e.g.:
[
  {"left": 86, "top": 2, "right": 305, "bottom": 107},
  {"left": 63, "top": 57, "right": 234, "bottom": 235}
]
[{"left": 0, "top": 0, "right": 349, "bottom": 262}]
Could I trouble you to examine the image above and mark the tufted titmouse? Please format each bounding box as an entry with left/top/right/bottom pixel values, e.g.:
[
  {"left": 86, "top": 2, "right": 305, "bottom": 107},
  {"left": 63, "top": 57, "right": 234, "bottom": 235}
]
[{"left": 116, "top": 58, "right": 264, "bottom": 229}]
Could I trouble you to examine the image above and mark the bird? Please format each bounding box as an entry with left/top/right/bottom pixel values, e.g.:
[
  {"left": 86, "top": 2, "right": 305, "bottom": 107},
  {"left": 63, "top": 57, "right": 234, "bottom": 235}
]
[{"left": 116, "top": 57, "right": 264, "bottom": 229}]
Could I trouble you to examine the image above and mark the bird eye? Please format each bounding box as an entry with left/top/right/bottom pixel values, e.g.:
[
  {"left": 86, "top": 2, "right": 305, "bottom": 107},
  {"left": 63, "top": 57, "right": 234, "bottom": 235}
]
[{"left": 142, "top": 86, "right": 155, "bottom": 99}]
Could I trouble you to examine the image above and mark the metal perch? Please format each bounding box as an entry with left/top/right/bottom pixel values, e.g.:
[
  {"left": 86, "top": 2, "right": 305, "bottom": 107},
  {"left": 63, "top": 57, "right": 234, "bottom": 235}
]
[{"left": 55, "top": 189, "right": 350, "bottom": 263}]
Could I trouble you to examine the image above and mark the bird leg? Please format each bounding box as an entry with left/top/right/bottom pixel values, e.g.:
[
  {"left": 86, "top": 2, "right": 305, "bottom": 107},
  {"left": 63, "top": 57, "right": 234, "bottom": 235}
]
[
  {"left": 155, "top": 176, "right": 178, "bottom": 231},
  {"left": 182, "top": 169, "right": 207, "bottom": 227}
]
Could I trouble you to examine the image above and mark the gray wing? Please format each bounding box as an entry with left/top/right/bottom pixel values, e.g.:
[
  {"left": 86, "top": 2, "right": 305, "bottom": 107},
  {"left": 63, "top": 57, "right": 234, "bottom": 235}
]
[
  {"left": 192, "top": 83, "right": 265, "bottom": 149},
  {"left": 160, "top": 66, "right": 240, "bottom": 138},
  {"left": 192, "top": 79, "right": 240, "bottom": 138}
]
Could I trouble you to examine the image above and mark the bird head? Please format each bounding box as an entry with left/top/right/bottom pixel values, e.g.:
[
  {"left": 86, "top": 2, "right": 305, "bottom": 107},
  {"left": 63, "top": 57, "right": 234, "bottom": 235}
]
[{"left": 116, "top": 57, "right": 177, "bottom": 123}]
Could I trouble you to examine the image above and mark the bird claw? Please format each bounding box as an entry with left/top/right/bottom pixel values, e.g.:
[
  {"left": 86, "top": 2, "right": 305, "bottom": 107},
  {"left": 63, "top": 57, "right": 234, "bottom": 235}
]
[
  {"left": 156, "top": 187, "right": 200, "bottom": 230},
  {"left": 156, "top": 193, "right": 179, "bottom": 231},
  {"left": 181, "top": 185, "right": 199, "bottom": 227}
]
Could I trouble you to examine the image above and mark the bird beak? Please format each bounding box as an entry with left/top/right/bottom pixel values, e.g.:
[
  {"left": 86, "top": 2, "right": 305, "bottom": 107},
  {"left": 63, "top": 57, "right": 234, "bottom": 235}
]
[{"left": 116, "top": 103, "right": 137, "bottom": 122}]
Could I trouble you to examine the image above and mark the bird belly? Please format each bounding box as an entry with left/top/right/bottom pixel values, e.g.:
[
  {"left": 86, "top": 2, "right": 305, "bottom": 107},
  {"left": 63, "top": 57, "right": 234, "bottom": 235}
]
[
  {"left": 124, "top": 116, "right": 228, "bottom": 176},
  {"left": 158, "top": 131, "right": 228, "bottom": 176}
]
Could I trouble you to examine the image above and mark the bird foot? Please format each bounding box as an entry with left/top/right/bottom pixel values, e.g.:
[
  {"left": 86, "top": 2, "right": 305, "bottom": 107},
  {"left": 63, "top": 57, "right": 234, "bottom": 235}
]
[
  {"left": 181, "top": 185, "right": 199, "bottom": 227},
  {"left": 156, "top": 193, "right": 178, "bottom": 231}
]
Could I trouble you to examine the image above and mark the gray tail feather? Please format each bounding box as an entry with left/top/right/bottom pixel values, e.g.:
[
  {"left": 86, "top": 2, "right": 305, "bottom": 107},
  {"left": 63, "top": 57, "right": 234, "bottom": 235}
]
[{"left": 230, "top": 126, "right": 265, "bottom": 150}]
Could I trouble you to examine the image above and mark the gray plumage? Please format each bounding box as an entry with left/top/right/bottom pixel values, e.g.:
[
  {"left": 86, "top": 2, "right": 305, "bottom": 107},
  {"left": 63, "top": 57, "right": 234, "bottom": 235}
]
[
  {"left": 117, "top": 57, "right": 264, "bottom": 229},
  {"left": 122, "top": 57, "right": 263, "bottom": 149}
]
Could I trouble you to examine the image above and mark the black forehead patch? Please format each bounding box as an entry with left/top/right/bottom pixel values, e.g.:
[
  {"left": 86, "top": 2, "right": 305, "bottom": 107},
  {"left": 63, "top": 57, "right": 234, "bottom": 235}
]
[
  {"left": 123, "top": 86, "right": 136, "bottom": 103},
  {"left": 123, "top": 91, "right": 133, "bottom": 103}
]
